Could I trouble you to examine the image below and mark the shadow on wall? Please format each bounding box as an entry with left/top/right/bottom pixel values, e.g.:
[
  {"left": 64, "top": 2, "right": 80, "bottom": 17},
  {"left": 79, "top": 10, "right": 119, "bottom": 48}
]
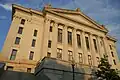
[{"left": 35, "top": 57, "right": 97, "bottom": 80}]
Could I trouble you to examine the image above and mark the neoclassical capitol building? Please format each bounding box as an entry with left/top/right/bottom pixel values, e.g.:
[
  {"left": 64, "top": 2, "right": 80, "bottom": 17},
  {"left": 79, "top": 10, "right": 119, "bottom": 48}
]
[{"left": 0, "top": 4, "right": 120, "bottom": 79}]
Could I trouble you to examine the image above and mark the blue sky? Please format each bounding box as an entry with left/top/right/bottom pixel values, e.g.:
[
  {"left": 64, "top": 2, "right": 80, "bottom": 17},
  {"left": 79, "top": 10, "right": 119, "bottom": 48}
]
[{"left": 0, "top": 0, "right": 120, "bottom": 58}]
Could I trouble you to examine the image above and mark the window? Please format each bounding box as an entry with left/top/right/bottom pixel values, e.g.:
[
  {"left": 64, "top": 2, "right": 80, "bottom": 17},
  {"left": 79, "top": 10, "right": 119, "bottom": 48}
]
[
  {"left": 113, "top": 59, "right": 116, "bottom": 65},
  {"left": 109, "top": 45, "right": 112, "bottom": 50},
  {"left": 48, "top": 40, "right": 51, "bottom": 48},
  {"left": 18, "top": 27, "right": 23, "bottom": 34},
  {"left": 85, "top": 37, "right": 90, "bottom": 50},
  {"left": 57, "top": 48, "right": 62, "bottom": 59},
  {"left": 20, "top": 19, "right": 25, "bottom": 25},
  {"left": 33, "top": 30, "right": 38, "bottom": 37},
  {"left": 96, "top": 57, "right": 99, "bottom": 65},
  {"left": 6, "top": 66, "right": 13, "bottom": 71},
  {"left": 10, "top": 49, "right": 17, "bottom": 60},
  {"left": 27, "top": 68, "right": 31, "bottom": 73},
  {"left": 47, "top": 52, "right": 51, "bottom": 57},
  {"left": 58, "top": 28, "right": 62, "bottom": 43},
  {"left": 49, "top": 26, "right": 52, "bottom": 32},
  {"left": 15, "top": 37, "right": 21, "bottom": 45},
  {"left": 68, "top": 51, "right": 73, "bottom": 61},
  {"left": 68, "top": 31, "right": 72, "bottom": 45},
  {"left": 29, "top": 51, "right": 34, "bottom": 60},
  {"left": 100, "top": 41, "right": 103, "bottom": 46},
  {"left": 78, "top": 53, "right": 82, "bottom": 63},
  {"left": 77, "top": 34, "right": 81, "bottom": 48},
  {"left": 31, "top": 39, "right": 36, "bottom": 47},
  {"left": 111, "top": 52, "right": 114, "bottom": 57},
  {"left": 88, "top": 55, "right": 92, "bottom": 65},
  {"left": 93, "top": 39, "right": 98, "bottom": 52}
]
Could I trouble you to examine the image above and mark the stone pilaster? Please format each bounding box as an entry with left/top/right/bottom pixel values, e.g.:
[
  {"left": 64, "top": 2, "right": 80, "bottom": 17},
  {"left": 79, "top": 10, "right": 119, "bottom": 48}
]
[
  {"left": 73, "top": 29, "right": 77, "bottom": 62},
  {"left": 51, "top": 22, "right": 58, "bottom": 58},
  {"left": 63, "top": 26, "right": 68, "bottom": 61}
]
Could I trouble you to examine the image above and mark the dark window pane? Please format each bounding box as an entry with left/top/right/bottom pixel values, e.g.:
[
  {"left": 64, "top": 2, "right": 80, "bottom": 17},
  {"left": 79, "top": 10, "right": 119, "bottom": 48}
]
[
  {"left": 88, "top": 55, "right": 92, "bottom": 65},
  {"left": 113, "top": 59, "right": 116, "bottom": 65},
  {"left": 68, "top": 31, "right": 72, "bottom": 45},
  {"left": 33, "top": 30, "right": 38, "bottom": 37},
  {"left": 18, "top": 27, "right": 23, "bottom": 34},
  {"left": 111, "top": 52, "right": 114, "bottom": 57},
  {"left": 47, "top": 52, "right": 51, "bottom": 57},
  {"left": 29, "top": 51, "right": 34, "bottom": 60},
  {"left": 6, "top": 66, "right": 13, "bottom": 71},
  {"left": 57, "top": 48, "right": 62, "bottom": 59},
  {"left": 20, "top": 19, "right": 25, "bottom": 25},
  {"left": 78, "top": 53, "right": 82, "bottom": 63},
  {"left": 49, "top": 26, "right": 52, "bottom": 32},
  {"left": 109, "top": 45, "right": 112, "bottom": 50},
  {"left": 27, "top": 68, "right": 31, "bottom": 73},
  {"left": 15, "top": 37, "right": 21, "bottom": 44},
  {"left": 77, "top": 34, "right": 81, "bottom": 48},
  {"left": 48, "top": 40, "right": 51, "bottom": 48},
  {"left": 85, "top": 37, "right": 90, "bottom": 50},
  {"left": 58, "top": 28, "right": 62, "bottom": 43},
  {"left": 31, "top": 39, "right": 36, "bottom": 47},
  {"left": 93, "top": 39, "right": 97, "bottom": 52},
  {"left": 10, "top": 49, "right": 17, "bottom": 60},
  {"left": 68, "top": 51, "right": 73, "bottom": 61}
]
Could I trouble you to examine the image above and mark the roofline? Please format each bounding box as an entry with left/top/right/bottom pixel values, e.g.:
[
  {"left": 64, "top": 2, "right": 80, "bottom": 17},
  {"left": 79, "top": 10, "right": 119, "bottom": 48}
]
[
  {"left": 106, "top": 35, "right": 117, "bottom": 42},
  {"left": 45, "top": 7, "right": 108, "bottom": 32},
  {"left": 12, "top": 4, "right": 43, "bottom": 19},
  {"left": 45, "top": 9, "right": 108, "bottom": 33}
]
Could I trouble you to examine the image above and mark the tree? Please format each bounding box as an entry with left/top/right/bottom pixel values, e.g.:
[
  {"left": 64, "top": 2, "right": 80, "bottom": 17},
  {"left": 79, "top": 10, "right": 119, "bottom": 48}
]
[{"left": 95, "top": 55, "right": 120, "bottom": 80}]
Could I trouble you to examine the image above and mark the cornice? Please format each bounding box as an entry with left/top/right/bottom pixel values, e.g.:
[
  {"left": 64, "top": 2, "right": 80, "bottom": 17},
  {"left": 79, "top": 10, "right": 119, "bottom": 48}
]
[
  {"left": 45, "top": 9, "right": 108, "bottom": 33},
  {"left": 45, "top": 8, "right": 108, "bottom": 32}
]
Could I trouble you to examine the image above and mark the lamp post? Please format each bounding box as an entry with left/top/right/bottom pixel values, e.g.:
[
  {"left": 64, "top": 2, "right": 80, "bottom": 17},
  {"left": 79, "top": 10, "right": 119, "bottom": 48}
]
[{"left": 71, "top": 57, "right": 75, "bottom": 80}]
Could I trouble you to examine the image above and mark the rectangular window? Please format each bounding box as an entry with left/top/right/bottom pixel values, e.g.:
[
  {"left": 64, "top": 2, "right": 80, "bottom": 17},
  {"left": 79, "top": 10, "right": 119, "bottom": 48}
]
[
  {"left": 49, "top": 26, "right": 52, "bottom": 32},
  {"left": 68, "top": 31, "right": 72, "bottom": 45},
  {"left": 33, "top": 30, "right": 38, "bottom": 37},
  {"left": 88, "top": 55, "right": 92, "bottom": 65},
  {"left": 58, "top": 28, "right": 62, "bottom": 43},
  {"left": 48, "top": 40, "right": 51, "bottom": 48},
  {"left": 111, "top": 52, "right": 114, "bottom": 57},
  {"left": 96, "top": 57, "right": 99, "bottom": 65},
  {"left": 68, "top": 51, "right": 73, "bottom": 61},
  {"left": 77, "top": 34, "right": 81, "bottom": 48},
  {"left": 47, "top": 52, "right": 51, "bottom": 57},
  {"left": 109, "top": 45, "right": 112, "bottom": 50},
  {"left": 20, "top": 19, "right": 25, "bottom": 25},
  {"left": 78, "top": 53, "right": 82, "bottom": 63},
  {"left": 6, "top": 66, "right": 13, "bottom": 71},
  {"left": 10, "top": 49, "right": 17, "bottom": 60},
  {"left": 29, "top": 51, "right": 34, "bottom": 60},
  {"left": 18, "top": 27, "right": 23, "bottom": 34},
  {"left": 31, "top": 39, "right": 36, "bottom": 47},
  {"left": 113, "top": 59, "right": 116, "bottom": 65},
  {"left": 85, "top": 37, "right": 90, "bottom": 50},
  {"left": 15, "top": 37, "right": 21, "bottom": 45},
  {"left": 57, "top": 48, "right": 62, "bottom": 59},
  {"left": 27, "top": 68, "right": 31, "bottom": 73},
  {"left": 93, "top": 39, "right": 98, "bottom": 52}
]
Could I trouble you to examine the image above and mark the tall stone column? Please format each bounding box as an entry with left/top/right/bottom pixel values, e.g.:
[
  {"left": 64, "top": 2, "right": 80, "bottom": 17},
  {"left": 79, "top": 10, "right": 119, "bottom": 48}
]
[
  {"left": 89, "top": 33, "right": 96, "bottom": 66},
  {"left": 51, "top": 22, "right": 58, "bottom": 58},
  {"left": 96, "top": 36, "right": 102, "bottom": 57},
  {"left": 40, "top": 18, "right": 50, "bottom": 60},
  {"left": 63, "top": 26, "right": 68, "bottom": 61},
  {"left": 103, "top": 37, "right": 112, "bottom": 64},
  {"left": 81, "top": 31, "right": 88, "bottom": 65},
  {"left": 73, "top": 29, "right": 77, "bottom": 62}
]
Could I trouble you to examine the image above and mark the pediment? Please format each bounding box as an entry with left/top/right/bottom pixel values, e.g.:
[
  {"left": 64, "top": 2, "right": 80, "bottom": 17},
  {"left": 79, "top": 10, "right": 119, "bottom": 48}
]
[{"left": 45, "top": 8, "right": 108, "bottom": 32}]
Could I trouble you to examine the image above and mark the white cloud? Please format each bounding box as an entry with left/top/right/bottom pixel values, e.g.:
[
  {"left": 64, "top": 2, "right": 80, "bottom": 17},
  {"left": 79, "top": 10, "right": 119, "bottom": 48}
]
[{"left": 0, "top": 3, "right": 12, "bottom": 11}]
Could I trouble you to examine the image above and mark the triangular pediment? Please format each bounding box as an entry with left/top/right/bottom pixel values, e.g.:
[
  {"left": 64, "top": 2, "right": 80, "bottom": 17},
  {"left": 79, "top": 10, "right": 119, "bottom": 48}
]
[{"left": 45, "top": 8, "right": 108, "bottom": 32}]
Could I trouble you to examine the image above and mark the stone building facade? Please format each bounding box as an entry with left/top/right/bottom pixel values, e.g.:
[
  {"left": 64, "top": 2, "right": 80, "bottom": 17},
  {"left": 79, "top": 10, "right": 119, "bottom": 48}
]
[{"left": 1, "top": 4, "right": 119, "bottom": 74}]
